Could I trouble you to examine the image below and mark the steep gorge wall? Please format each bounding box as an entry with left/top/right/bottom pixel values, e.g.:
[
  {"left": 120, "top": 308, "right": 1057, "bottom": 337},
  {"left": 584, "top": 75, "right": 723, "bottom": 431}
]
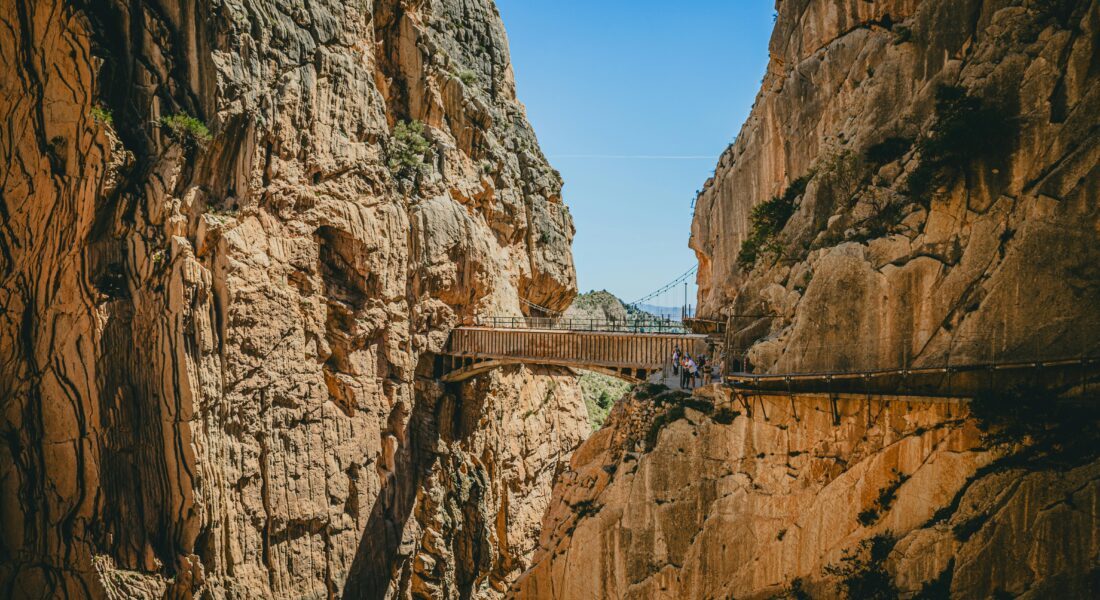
[
  {"left": 513, "top": 1, "right": 1100, "bottom": 597},
  {"left": 0, "top": 0, "right": 586, "bottom": 597},
  {"left": 690, "top": 0, "right": 1100, "bottom": 372},
  {"left": 514, "top": 389, "right": 1100, "bottom": 598}
]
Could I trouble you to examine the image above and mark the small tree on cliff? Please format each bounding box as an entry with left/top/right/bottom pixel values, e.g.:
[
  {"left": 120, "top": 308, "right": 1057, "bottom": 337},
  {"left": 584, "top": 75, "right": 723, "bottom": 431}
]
[{"left": 387, "top": 119, "right": 432, "bottom": 180}]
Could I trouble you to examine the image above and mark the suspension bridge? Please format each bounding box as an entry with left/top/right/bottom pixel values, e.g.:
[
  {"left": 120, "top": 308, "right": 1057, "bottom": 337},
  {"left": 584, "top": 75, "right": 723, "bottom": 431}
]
[
  {"left": 436, "top": 267, "right": 707, "bottom": 383},
  {"left": 436, "top": 266, "right": 1100, "bottom": 400}
]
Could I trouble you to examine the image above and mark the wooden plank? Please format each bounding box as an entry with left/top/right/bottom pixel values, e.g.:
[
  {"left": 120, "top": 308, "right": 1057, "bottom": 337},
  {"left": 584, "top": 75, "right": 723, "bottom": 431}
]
[{"left": 444, "top": 327, "right": 706, "bottom": 376}]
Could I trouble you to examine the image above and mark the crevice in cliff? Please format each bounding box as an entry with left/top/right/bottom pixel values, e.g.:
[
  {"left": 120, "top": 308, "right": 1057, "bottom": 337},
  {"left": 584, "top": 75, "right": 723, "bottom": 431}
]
[{"left": 342, "top": 358, "right": 444, "bottom": 599}]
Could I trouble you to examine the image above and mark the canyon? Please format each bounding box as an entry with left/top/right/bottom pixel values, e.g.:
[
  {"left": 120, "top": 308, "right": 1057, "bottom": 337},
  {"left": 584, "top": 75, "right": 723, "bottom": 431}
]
[
  {"left": 2, "top": 0, "right": 1099, "bottom": 599},
  {"left": 515, "top": 0, "right": 1100, "bottom": 598}
]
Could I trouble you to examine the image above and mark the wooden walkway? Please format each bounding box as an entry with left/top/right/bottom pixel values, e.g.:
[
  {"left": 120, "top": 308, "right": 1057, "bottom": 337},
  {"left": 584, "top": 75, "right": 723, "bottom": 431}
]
[
  {"left": 439, "top": 327, "right": 707, "bottom": 383},
  {"left": 725, "top": 356, "right": 1100, "bottom": 399}
]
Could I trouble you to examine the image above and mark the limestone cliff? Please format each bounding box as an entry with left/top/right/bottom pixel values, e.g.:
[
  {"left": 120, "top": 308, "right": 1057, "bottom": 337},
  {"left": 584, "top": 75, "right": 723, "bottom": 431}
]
[
  {"left": 0, "top": 0, "right": 586, "bottom": 598},
  {"left": 690, "top": 0, "right": 1100, "bottom": 372},
  {"left": 514, "top": 1, "right": 1100, "bottom": 597},
  {"left": 513, "top": 387, "right": 1100, "bottom": 598}
]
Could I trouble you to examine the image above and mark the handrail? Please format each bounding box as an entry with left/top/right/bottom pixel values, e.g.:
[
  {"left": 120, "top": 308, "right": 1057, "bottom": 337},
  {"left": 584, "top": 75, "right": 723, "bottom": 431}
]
[
  {"left": 724, "top": 356, "right": 1098, "bottom": 381},
  {"left": 722, "top": 356, "right": 1100, "bottom": 399},
  {"left": 473, "top": 315, "right": 692, "bottom": 334}
]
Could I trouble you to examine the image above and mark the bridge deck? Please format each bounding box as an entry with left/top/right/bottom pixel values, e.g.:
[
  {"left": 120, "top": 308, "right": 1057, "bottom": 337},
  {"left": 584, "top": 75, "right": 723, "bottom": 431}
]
[{"left": 441, "top": 326, "right": 707, "bottom": 382}]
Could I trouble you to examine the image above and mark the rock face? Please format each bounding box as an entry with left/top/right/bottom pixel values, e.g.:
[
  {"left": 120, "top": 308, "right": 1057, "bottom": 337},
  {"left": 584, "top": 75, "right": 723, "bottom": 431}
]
[
  {"left": 0, "top": 0, "right": 586, "bottom": 597},
  {"left": 514, "top": 2, "right": 1100, "bottom": 596},
  {"left": 513, "top": 388, "right": 1100, "bottom": 598},
  {"left": 690, "top": 0, "right": 1100, "bottom": 372}
]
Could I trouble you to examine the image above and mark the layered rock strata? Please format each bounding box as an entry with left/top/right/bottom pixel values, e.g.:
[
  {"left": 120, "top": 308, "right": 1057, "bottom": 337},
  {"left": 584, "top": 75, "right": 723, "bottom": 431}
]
[
  {"left": 513, "top": 388, "right": 1100, "bottom": 598},
  {"left": 690, "top": 0, "right": 1100, "bottom": 372},
  {"left": 0, "top": 0, "right": 584, "bottom": 597}
]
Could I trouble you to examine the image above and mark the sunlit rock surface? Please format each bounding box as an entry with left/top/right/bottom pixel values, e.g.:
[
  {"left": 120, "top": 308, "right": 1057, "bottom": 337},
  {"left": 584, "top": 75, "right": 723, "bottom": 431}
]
[
  {"left": 516, "top": 0, "right": 1100, "bottom": 597},
  {"left": 690, "top": 0, "right": 1100, "bottom": 372},
  {"left": 513, "top": 388, "right": 1100, "bottom": 598},
  {"left": 0, "top": 0, "right": 585, "bottom": 597}
]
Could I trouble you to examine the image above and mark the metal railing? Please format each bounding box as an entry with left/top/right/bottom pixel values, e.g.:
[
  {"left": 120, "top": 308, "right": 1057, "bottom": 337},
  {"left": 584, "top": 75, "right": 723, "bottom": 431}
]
[
  {"left": 708, "top": 331, "right": 1100, "bottom": 399},
  {"left": 719, "top": 355, "right": 1099, "bottom": 399},
  {"left": 472, "top": 315, "right": 692, "bottom": 334}
]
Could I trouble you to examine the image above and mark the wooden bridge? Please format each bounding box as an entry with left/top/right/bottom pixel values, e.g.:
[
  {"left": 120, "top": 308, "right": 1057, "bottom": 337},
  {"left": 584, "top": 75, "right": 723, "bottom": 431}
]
[
  {"left": 435, "top": 320, "right": 1100, "bottom": 401},
  {"left": 438, "top": 326, "right": 707, "bottom": 383}
]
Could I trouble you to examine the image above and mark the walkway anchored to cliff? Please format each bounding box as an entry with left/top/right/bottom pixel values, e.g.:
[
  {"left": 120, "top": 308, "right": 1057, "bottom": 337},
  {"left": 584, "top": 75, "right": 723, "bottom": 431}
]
[
  {"left": 438, "top": 324, "right": 706, "bottom": 383},
  {"left": 437, "top": 260, "right": 1100, "bottom": 401},
  {"left": 723, "top": 356, "right": 1100, "bottom": 400},
  {"left": 439, "top": 322, "right": 1100, "bottom": 399},
  {"left": 437, "top": 267, "right": 714, "bottom": 382}
]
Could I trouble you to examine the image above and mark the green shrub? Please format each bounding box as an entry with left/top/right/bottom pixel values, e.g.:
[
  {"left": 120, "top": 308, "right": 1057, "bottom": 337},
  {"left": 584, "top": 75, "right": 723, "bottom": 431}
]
[
  {"left": 906, "top": 85, "right": 1015, "bottom": 203},
  {"left": 387, "top": 119, "right": 432, "bottom": 178},
  {"left": 859, "top": 470, "right": 909, "bottom": 525},
  {"left": 913, "top": 560, "right": 955, "bottom": 600},
  {"left": 162, "top": 113, "right": 211, "bottom": 143},
  {"left": 868, "top": 201, "right": 905, "bottom": 238},
  {"left": 456, "top": 68, "right": 478, "bottom": 85},
  {"left": 826, "top": 534, "right": 899, "bottom": 600},
  {"left": 91, "top": 106, "right": 113, "bottom": 125},
  {"left": 580, "top": 371, "right": 631, "bottom": 430},
  {"left": 597, "top": 391, "right": 613, "bottom": 409},
  {"left": 737, "top": 174, "right": 811, "bottom": 268},
  {"left": 161, "top": 113, "right": 212, "bottom": 144},
  {"left": 784, "top": 578, "right": 812, "bottom": 600}
]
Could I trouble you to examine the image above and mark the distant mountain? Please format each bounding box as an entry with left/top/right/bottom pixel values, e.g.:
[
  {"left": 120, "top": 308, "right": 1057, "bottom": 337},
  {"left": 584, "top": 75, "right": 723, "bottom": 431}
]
[
  {"left": 633, "top": 303, "right": 682, "bottom": 320},
  {"left": 564, "top": 290, "right": 630, "bottom": 321}
]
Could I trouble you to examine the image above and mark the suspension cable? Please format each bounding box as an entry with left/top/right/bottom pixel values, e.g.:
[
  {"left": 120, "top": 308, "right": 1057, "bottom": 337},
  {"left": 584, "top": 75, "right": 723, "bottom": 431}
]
[
  {"left": 628, "top": 265, "right": 698, "bottom": 308},
  {"left": 519, "top": 296, "right": 563, "bottom": 316}
]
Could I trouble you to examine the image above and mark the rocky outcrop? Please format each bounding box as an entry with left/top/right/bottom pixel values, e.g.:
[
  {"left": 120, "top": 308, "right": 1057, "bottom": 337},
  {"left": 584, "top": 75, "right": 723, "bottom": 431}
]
[
  {"left": 0, "top": 0, "right": 585, "bottom": 597},
  {"left": 513, "top": 387, "right": 1100, "bottom": 598},
  {"left": 690, "top": 0, "right": 1100, "bottom": 372},
  {"left": 563, "top": 291, "right": 631, "bottom": 322}
]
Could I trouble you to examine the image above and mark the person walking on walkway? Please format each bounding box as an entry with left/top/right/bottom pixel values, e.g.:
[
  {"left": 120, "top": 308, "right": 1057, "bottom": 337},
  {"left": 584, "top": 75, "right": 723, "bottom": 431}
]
[
  {"left": 685, "top": 356, "right": 698, "bottom": 389},
  {"left": 679, "top": 354, "right": 690, "bottom": 388},
  {"left": 698, "top": 355, "right": 709, "bottom": 385},
  {"left": 672, "top": 346, "right": 681, "bottom": 376}
]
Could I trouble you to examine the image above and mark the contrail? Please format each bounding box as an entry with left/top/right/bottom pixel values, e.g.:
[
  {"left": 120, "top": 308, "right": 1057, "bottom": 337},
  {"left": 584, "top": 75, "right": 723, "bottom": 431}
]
[{"left": 550, "top": 154, "right": 715, "bottom": 160}]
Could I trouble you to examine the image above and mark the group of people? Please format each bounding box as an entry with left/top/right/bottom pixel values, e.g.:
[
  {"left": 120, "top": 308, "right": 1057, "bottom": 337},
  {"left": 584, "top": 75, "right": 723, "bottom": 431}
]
[{"left": 670, "top": 346, "right": 719, "bottom": 389}]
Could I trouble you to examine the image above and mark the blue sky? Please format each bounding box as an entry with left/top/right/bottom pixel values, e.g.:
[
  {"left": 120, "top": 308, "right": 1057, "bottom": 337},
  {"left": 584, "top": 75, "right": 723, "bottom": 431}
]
[{"left": 496, "top": 0, "right": 774, "bottom": 307}]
